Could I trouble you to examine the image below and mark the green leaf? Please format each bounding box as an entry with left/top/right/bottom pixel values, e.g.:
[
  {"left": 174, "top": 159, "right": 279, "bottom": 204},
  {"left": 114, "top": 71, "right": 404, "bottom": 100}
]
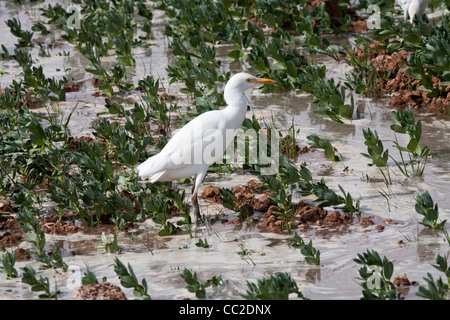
[
  {"left": 339, "top": 104, "right": 353, "bottom": 119},
  {"left": 228, "top": 49, "right": 241, "bottom": 60}
]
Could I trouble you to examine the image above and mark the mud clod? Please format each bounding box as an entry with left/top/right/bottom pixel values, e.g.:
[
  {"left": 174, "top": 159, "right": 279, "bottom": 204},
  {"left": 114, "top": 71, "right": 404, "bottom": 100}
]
[
  {"left": 64, "top": 82, "right": 79, "bottom": 92},
  {"left": 201, "top": 185, "right": 223, "bottom": 203},
  {"left": 393, "top": 273, "right": 411, "bottom": 287},
  {"left": 40, "top": 213, "right": 80, "bottom": 235},
  {"left": 73, "top": 282, "right": 128, "bottom": 300},
  {"left": 15, "top": 248, "right": 31, "bottom": 262}
]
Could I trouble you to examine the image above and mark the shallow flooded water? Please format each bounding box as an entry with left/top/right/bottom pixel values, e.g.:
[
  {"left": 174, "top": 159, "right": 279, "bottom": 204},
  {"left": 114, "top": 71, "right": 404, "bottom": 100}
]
[{"left": 0, "top": 1, "right": 449, "bottom": 300}]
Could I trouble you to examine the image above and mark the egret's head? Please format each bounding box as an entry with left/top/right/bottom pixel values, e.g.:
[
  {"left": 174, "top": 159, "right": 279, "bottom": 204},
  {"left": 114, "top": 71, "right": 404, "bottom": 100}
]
[{"left": 224, "top": 72, "right": 276, "bottom": 105}]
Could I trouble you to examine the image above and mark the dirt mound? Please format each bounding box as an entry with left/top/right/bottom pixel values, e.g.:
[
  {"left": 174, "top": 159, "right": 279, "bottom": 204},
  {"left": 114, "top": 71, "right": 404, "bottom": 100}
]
[
  {"left": 350, "top": 40, "right": 450, "bottom": 112},
  {"left": 202, "top": 181, "right": 358, "bottom": 233},
  {"left": 0, "top": 212, "right": 23, "bottom": 247},
  {"left": 15, "top": 248, "right": 31, "bottom": 261},
  {"left": 0, "top": 230, "right": 23, "bottom": 247},
  {"left": 201, "top": 185, "right": 223, "bottom": 203},
  {"left": 73, "top": 282, "right": 127, "bottom": 300},
  {"left": 40, "top": 213, "right": 80, "bottom": 235},
  {"left": 261, "top": 201, "right": 353, "bottom": 233},
  {"left": 393, "top": 273, "right": 411, "bottom": 287},
  {"left": 201, "top": 180, "right": 276, "bottom": 213},
  {"left": 63, "top": 82, "right": 79, "bottom": 92}
]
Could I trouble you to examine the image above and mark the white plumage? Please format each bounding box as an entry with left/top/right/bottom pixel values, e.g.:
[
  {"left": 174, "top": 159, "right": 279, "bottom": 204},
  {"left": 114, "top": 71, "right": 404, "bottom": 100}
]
[
  {"left": 398, "top": 0, "right": 432, "bottom": 24},
  {"left": 137, "top": 72, "right": 276, "bottom": 222}
]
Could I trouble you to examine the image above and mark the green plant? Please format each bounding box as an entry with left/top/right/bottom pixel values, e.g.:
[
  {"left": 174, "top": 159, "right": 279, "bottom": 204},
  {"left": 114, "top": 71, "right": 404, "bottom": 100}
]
[
  {"left": 311, "top": 79, "right": 355, "bottom": 123},
  {"left": 12, "top": 50, "right": 67, "bottom": 101},
  {"left": 82, "top": 269, "right": 100, "bottom": 286},
  {"left": 195, "top": 238, "right": 209, "bottom": 248},
  {"left": 179, "top": 268, "right": 225, "bottom": 299},
  {"left": 114, "top": 257, "right": 151, "bottom": 300},
  {"left": 361, "top": 128, "right": 389, "bottom": 167},
  {"left": 306, "top": 134, "right": 341, "bottom": 162},
  {"left": 237, "top": 239, "right": 255, "bottom": 266},
  {"left": 390, "top": 109, "right": 430, "bottom": 177},
  {"left": 0, "top": 249, "right": 18, "bottom": 278},
  {"left": 361, "top": 127, "right": 392, "bottom": 186},
  {"left": 241, "top": 272, "right": 308, "bottom": 300},
  {"left": 16, "top": 208, "right": 46, "bottom": 257},
  {"left": 38, "top": 244, "right": 68, "bottom": 272},
  {"left": 354, "top": 249, "right": 399, "bottom": 300},
  {"left": 146, "top": 193, "right": 181, "bottom": 236},
  {"left": 96, "top": 232, "right": 121, "bottom": 253},
  {"left": 6, "top": 18, "right": 34, "bottom": 47},
  {"left": 290, "top": 232, "right": 320, "bottom": 266},
  {"left": 21, "top": 265, "right": 60, "bottom": 299},
  {"left": 415, "top": 192, "right": 449, "bottom": 244},
  {"left": 219, "top": 187, "right": 252, "bottom": 220},
  {"left": 343, "top": 46, "right": 383, "bottom": 97},
  {"left": 417, "top": 255, "right": 450, "bottom": 300}
]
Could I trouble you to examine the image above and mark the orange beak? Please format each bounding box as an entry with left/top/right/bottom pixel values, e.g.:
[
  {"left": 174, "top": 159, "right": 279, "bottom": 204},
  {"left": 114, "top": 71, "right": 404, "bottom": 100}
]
[{"left": 247, "top": 78, "right": 277, "bottom": 84}]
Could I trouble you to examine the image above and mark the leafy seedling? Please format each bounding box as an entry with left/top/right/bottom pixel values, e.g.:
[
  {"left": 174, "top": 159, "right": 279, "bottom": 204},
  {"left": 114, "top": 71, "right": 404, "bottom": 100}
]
[
  {"left": 290, "top": 232, "right": 320, "bottom": 266},
  {"left": 0, "top": 250, "right": 18, "bottom": 278},
  {"left": 179, "top": 268, "right": 225, "bottom": 299},
  {"left": 114, "top": 257, "right": 151, "bottom": 300},
  {"left": 241, "top": 272, "right": 308, "bottom": 300},
  {"left": 21, "top": 265, "right": 60, "bottom": 299},
  {"left": 354, "top": 249, "right": 399, "bottom": 300},
  {"left": 307, "top": 134, "right": 342, "bottom": 161}
]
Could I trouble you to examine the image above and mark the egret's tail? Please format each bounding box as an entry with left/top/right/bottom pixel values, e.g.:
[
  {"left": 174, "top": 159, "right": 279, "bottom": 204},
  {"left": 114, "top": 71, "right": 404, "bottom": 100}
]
[{"left": 136, "top": 155, "right": 167, "bottom": 183}]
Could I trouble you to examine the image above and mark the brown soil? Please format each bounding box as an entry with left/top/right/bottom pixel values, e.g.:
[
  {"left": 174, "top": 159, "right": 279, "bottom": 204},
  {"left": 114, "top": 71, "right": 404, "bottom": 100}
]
[
  {"left": 63, "top": 82, "right": 79, "bottom": 92},
  {"left": 261, "top": 201, "right": 353, "bottom": 233},
  {"left": 359, "top": 216, "right": 374, "bottom": 227},
  {"left": 201, "top": 180, "right": 276, "bottom": 215},
  {"left": 307, "top": 0, "right": 368, "bottom": 32},
  {"left": 280, "top": 135, "right": 310, "bottom": 160},
  {"left": 0, "top": 230, "right": 23, "bottom": 247},
  {"left": 92, "top": 91, "right": 107, "bottom": 97},
  {"left": 393, "top": 273, "right": 411, "bottom": 287},
  {"left": 15, "top": 248, "right": 31, "bottom": 261},
  {"left": 0, "top": 211, "right": 23, "bottom": 247},
  {"left": 68, "top": 136, "right": 108, "bottom": 154},
  {"left": 73, "top": 282, "right": 128, "bottom": 300},
  {"left": 91, "top": 77, "right": 105, "bottom": 88},
  {"left": 350, "top": 40, "right": 450, "bottom": 112},
  {"left": 0, "top": 199, "right": 16, "bottom": 213},
  {"left": 40, "top": 213, "right": 80, "bottom": 235},
  {"left": 202, "top": 185, "right": 224, "bottom": 203},
  {"left": 0, "top": 215, "right": 17, "bottom": 230},
  {"left": 202, "top": 181, "right": 362, "bottom": 233}
]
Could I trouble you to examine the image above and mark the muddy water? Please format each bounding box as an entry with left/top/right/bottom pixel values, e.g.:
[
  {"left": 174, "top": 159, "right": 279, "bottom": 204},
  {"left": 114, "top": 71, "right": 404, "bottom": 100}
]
[{"left": 1, "top": 1, "right": 449, "bottom": 300}]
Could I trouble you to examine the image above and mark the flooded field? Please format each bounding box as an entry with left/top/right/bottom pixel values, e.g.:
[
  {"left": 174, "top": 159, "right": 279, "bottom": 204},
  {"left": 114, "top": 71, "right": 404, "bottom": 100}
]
[{"left": 0, "top": 0, "right": 449, "bottom": 300}]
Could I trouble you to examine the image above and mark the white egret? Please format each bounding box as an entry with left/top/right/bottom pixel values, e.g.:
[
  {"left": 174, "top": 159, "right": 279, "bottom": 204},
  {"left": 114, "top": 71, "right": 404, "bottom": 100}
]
[
  {"left": 137, "top": 72, "right": 276, "bottom": 222},
  {"left": 398, "top": 0, "right": 432, "bottom": 24}
]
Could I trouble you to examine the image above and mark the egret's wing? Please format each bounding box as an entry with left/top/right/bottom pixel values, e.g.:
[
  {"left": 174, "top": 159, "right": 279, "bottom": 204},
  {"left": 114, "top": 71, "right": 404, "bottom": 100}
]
[
  {"left": 159, "top": 111, "right": 228, "bottom": 166},
  {"left": 138, "top": 111, "right": 228, "bottom": 178}
]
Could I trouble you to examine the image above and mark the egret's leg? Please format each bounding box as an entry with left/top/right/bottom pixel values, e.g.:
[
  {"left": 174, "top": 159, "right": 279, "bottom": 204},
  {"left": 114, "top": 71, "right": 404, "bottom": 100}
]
[
  {"left": 191, "top": 170, "right": 207, "bottom": 223},
  {"left": 191, "top": 189, "right": 200, "bottom": 222}
]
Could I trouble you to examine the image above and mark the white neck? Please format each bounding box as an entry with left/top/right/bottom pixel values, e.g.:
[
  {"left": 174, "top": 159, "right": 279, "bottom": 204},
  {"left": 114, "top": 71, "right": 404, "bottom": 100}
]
[
  {"left": 223, "top": 87, "right": 249, "bottom": 129},
  {"left": 224, "top": 87, "right": 248, "bottom": 108}
]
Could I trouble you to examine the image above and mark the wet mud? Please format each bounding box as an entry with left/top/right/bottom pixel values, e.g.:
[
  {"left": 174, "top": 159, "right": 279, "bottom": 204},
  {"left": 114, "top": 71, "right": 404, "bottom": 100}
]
[{"left": 350, "top": 40, "right": 450, "bottom": 112}]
